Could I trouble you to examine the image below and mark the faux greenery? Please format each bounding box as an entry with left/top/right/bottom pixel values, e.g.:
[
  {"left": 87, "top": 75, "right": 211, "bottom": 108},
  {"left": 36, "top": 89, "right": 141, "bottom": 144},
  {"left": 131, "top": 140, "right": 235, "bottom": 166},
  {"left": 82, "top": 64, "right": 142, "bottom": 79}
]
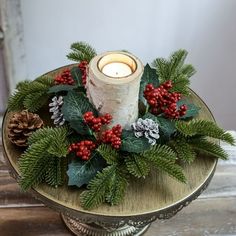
[
  {"left": 8, "top": 76, "right": 54, "bottom": 112},
  {"left": 67, "top": 41, "right": 97, "bottom": 62},
  {"left": 8, "top": 42, "right": 235, "bottom": 210}
]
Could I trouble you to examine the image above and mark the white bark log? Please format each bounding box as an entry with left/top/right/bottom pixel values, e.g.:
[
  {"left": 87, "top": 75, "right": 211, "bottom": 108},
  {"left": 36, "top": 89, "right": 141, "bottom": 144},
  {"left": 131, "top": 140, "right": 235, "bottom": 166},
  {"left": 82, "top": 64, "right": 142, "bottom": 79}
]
[{"left": 87, "top": 51, "right": 143, "bottom": 130}]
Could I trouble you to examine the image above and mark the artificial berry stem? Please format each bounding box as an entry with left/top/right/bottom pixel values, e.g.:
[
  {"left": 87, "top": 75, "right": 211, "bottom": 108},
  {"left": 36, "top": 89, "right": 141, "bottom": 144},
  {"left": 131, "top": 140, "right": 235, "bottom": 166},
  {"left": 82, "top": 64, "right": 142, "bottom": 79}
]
[
  {"left": 68, "top": 140, "right": 96, "bottom": 160},
  {"left": 83, "top": 112, "right": 112, "bottom": 132},
  {"left": 54, "top": 68, "right": 74, "bottom": 85},
  {"left": 144, "top": 81, "right": 187, "bottom": 119},
  {"left": 78, "top": 61, "right": 88, "bottom": 86},
  {"left": 101, "top": 124, "right": 122, "bottom": 149}
]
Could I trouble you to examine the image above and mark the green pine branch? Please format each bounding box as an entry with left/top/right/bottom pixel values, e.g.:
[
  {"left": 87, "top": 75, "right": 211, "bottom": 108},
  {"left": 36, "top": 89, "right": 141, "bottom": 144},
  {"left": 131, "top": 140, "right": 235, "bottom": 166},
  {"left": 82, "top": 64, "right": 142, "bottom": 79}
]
[
  {"left": 67, "top": 42, "right": 97, "bottom": 62},
  {"left": 97, "top": 144, "right": 120, "bottom": 165},
  {"left": 45, "top": 156, "right": 67, "bottom": 187},
  {"left": 80, "top": 165, "right": 116, "bottom": 209},
  {"left": 8, "top": 76, "right": 54, "bottom": 112},
  {"left": 188, "top": 137, "right": 228, "bottom": 160},
  {"left": 80, "top": 164, "right": 128, "bottom": 209},
  {"left": 125, "top": 154, "right": 150, "bottom": 178},
  {"left": 169, "top": 136, "right": 197, "bottom": 163},
  {"left": 19, "top": 139, "right": 53, "bottom": 190},
  {"left": 105, "top": 168, "right": 128, "bottom": 205},
  {"left": 19, "top": 127, "right": 69, "bottom": 190},
  {"left": 152, "top": 49, "right": 196, "bottom": 95},
  {"left": 175, "top": 119, "right": 235, "bottom": 145},
  {"left": 142, "top": 145, "right": 186, "bottom": 183}
]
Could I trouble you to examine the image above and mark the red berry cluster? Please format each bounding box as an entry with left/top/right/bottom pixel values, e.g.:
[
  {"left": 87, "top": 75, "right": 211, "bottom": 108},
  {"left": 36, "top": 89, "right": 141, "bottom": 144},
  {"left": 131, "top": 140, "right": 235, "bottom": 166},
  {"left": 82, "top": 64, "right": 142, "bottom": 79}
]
[
  {"left": 54, "top": 68, "right": 74, "bottom": 85},
  {"left": 144, "top": 81, "right": 187, "bottom": 119},
  {"left": 78, "top": 61, "right": 88, "bottom": 86},
  {"left": 83, "top": 112, "right": 112, "bottom": 132},
  {"left": 101, "top": 125, "right": 122, "bottom": 149},
  {"left": 68, "top": 140, "right": 96, "bottom": 160}
]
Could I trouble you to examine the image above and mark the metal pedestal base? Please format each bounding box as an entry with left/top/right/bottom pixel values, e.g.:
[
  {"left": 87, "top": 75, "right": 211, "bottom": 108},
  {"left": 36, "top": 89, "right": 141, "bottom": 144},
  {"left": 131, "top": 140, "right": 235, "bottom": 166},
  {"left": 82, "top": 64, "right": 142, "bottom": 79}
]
[{"left": 61, "top": 214, "right": 151, "bottom": 236}]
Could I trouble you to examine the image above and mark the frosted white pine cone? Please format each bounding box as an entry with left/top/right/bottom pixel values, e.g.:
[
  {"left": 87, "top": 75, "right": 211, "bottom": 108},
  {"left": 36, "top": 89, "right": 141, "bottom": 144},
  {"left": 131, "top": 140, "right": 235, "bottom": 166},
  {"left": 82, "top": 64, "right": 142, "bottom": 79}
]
[
  {"left": 131, "top": 118, "right": 160, "bottom": 145},
  {"left": 49, "top": 96, "right": 65, "bottom": 126}
]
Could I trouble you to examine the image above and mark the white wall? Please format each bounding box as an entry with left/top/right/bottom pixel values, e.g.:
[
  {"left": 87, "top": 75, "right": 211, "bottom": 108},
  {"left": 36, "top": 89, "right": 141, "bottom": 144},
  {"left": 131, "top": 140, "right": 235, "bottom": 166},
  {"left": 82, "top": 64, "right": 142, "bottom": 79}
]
[{"left": 20, "top": 0, "right": 236, "bottom": 129}]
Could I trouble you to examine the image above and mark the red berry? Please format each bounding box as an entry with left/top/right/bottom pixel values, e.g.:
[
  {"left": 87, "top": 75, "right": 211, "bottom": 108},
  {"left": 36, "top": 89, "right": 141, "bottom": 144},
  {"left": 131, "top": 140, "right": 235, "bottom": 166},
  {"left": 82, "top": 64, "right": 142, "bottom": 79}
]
[
  {"left": 68, "top": 140, "right": 96, "bottom": 160},
  {"left": 143, "top": 81, "right": 187, "bottom": 119},
  {"left": 78, "top": 61, "right": 88, "bottom": 86},
  {"left": 54, "top": 69, "right": 75, "bottom": 85}
]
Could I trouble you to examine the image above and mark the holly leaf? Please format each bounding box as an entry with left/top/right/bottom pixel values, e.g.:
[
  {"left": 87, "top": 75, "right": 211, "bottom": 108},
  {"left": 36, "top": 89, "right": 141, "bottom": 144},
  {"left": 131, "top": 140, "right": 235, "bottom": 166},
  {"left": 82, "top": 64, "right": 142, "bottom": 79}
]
[
  {"left": 177, "top": 99, "right": 200, "bottom": 119},
  {"left": 139, "top": 64, "right": 160, "bottom": 105},
  {"left": 143, "top": 113, "right": 176, "bottom": 140},
  {"left": 70, "top": 66, "right": 83, "bottom": 87},
  {"left": 62, "top": 91, "right": 97, "bottom": 122},
  {"left": 69, "top": 118, "right": 93, "bottom": 135},
  {"left": 120, "top": 130, "right": 151, "bottom": 153},
  {"left": 67, "top": 152, "right": 106, "bottom": 187},
  {"left": 48, "top": 84, "right": 77, "bottom": 94}
]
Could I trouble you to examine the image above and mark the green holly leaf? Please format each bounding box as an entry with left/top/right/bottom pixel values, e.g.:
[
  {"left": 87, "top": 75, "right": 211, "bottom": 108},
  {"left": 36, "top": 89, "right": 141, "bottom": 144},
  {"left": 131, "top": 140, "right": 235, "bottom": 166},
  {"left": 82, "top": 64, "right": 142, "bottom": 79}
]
[
  {"left": 139, "top": 64, "right": 160, "bottom": 105},
  {"left": 177, "top": 99, "right": 200, "bottom": 119},
  {"left": 62, "top": 91, "right": 97, "bottom": 122},
  {"left": 120, "top": 130, "right": 151, "bottom": 153},
  {"left": 48, "top": 84, "right": 77, "bottom": 94},
  {"left": 69, "top": 118, "right": 93, "bottom": 135},
  {"left": 67, "top": 152, "right": 106, "bottom": 187},
  {"left": 70, "top": 66, "right": 83, "bottom": 87},
  {"left": 143, "top": 113, "right": 176, "bottom": 140}
]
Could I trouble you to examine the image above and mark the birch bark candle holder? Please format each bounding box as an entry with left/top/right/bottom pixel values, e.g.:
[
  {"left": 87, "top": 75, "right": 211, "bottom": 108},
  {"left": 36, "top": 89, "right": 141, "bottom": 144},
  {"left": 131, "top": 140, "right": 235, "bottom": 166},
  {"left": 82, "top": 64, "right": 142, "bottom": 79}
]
[{"left": 87, "top": 51, "right": 143, "bottom": 129}]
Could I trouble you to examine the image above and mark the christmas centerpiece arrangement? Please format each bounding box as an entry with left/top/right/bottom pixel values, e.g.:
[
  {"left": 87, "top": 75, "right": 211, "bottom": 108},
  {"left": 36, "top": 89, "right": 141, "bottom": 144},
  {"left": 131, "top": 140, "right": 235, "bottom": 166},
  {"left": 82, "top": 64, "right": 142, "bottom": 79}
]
[{"left": 7, "top": 42, "right": 235, "bottom": 210}]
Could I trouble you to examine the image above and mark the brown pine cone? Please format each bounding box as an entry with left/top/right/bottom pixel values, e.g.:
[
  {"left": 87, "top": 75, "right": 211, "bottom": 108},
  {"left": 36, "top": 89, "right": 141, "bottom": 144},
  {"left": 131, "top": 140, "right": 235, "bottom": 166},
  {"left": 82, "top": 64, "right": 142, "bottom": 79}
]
[{"left": 8, "top": 110, "right": 44, "bottom": 147}]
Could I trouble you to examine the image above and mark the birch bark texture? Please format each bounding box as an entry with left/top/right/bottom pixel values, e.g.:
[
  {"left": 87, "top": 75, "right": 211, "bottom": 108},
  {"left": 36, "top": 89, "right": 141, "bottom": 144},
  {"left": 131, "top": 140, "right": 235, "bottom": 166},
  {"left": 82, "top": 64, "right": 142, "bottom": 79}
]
[{"left": 87, "top": 51, "right": 143, "bottom": 130}]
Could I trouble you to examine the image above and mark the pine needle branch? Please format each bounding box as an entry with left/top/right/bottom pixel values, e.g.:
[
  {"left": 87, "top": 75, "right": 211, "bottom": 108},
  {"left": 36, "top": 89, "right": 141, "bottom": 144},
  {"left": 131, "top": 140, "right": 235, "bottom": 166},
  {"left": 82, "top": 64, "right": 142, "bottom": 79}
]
[
  {"left": 125, "top": 154, "right": 150, "bottom": 178},
  {"left": 189, "top": 137, "right": 229, "bottom": 160},
  {"left": 175, "top": 119, "right": 235, "bottom": 145},
  {"left": 80, "top": 165, "right": 117, "bottom": 209},
  {"left": 67, "top": 41, "right": 97, "bottom": 62},
  {"left": 19, "top": 139, "right": 52, "bottom": 190},
  {"left": 97, "top": 144, "right": 120, "bottom": 165},
  {"left": 45, "top": 156, "right": 67, "bottom": 187},
  {"left": 8, "top": 77, "right": 53, "bottom": 112},
  {"left": 142, "top": 145, "right": 186, "bottom": 183},
  {"left": 168, "top": 136, "right": 197, "bottom": 163},
  {"left": 105, "top": 168, "right": 128, "bottom": 205},
  {"left": 19, "top": 127, "right": 69, "bottom": 190},
  {"left": 152, "top": 49, "right": 196, "bottom": 95}
]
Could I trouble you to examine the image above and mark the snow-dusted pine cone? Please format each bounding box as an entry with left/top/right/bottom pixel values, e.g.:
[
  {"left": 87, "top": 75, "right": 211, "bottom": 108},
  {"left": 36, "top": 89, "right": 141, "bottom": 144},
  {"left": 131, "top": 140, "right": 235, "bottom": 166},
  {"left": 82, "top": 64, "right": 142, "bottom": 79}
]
[
  {"left": 131, "top": 118, "right": 160, "bottom": 145},
  {"left": 49, "top": 96, "right": 65, "bottom": 126}
]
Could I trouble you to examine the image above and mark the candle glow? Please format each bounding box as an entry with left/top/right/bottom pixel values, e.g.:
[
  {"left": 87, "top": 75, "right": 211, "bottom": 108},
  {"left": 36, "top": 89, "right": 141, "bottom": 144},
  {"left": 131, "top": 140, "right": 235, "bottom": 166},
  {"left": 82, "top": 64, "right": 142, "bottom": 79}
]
[{"left": 102, "top": 62, "right": 132, "bottom": 78}]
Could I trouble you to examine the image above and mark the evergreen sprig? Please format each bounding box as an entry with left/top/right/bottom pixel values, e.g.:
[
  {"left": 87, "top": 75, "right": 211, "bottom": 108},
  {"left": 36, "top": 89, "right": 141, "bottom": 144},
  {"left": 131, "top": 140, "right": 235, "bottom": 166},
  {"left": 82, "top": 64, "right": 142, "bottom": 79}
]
[
  {"left": 97, "top": 144, "right": 120, "bottom": 165},
  {"left": 8, "top": 76, "right": 54, "bottom": 112},
  {"left": 142, "top": 145, "right": 186, "bottom": 183},
  {"left": 67, "top": 42, "right": 97, "bottom": 62},
  {"left": 188, "top": 137, "right": 229, "bottom": 160},
  {"left": 152, "top": 49, "right": 196, "bottom": 95},
  {"left": 45, "top": 156, "right": 67, "bottom": 187},
  {"left": 169, "top": 136, "right": 196, "bottom": 163},
  {"left": 175, "top": 119, "right": 235, "bottom": 145},
  {"left": 80, "top": 164, "right": 128, "bottom": 209},
  {"left": 19, "top": 126, "right": 69, "bottom": 190},
  {"left": 125, "top": 154, "right": 150, "bottom": 178}
]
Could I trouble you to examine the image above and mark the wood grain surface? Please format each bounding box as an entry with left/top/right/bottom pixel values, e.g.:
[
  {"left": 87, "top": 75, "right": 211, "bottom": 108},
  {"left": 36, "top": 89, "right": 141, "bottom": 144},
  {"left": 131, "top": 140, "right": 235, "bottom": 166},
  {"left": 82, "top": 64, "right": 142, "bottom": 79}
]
[{"left": 0, "top": 148, "right": 236, "bottom": 235}]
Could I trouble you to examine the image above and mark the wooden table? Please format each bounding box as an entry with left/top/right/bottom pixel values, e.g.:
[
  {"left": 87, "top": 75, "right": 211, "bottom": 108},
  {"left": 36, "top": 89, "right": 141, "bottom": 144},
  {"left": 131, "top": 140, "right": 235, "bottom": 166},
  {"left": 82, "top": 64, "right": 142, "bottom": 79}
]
[{"left": 0, "top": 136, "right": 236, "bottom": 236}]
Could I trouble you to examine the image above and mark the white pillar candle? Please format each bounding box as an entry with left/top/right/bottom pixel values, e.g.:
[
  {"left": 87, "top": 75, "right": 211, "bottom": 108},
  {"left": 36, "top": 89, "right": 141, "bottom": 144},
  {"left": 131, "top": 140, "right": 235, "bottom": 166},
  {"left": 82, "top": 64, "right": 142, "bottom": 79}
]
[{"left": 87, "top": 51, "right": 143, "bottom": 129}]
